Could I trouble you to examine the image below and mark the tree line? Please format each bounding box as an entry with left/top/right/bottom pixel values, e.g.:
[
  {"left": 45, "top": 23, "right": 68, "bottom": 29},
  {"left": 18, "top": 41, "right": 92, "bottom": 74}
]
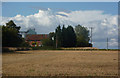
[
  {"left": 1, "top": 20, "right": 92, "bottom": 48},
  {"left": 43, "top": 25, "right": 92, "bottom": 47}
]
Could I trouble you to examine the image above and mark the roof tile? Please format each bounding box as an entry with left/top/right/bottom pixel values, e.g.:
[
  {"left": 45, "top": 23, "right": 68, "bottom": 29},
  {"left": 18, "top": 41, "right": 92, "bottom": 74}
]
[{"left": 26, "top": 34, "right": 49, "bottom": 41}]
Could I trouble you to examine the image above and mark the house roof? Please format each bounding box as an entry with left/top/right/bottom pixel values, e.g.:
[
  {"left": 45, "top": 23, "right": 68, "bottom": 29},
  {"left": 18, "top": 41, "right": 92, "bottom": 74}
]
[{"left": 26, "top": 34, "right": 49, "bottom": 41}]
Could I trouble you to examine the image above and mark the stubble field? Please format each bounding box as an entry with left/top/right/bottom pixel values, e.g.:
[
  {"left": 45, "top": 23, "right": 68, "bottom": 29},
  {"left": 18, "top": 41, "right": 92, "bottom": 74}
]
[{"left": 2, "top": 50, "right": 118, "bottom": 76}]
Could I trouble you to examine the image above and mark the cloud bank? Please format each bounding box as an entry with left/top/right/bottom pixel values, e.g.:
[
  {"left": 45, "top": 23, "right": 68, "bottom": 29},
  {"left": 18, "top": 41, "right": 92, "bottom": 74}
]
[{"left": 1, "top": 8, "right": 118, "bottom": 49}]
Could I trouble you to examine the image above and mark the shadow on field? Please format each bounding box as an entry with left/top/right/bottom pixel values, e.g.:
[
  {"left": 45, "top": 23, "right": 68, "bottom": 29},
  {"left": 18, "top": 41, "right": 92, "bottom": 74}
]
[{"left": 2, "top": 51, "right": 31, "bottom": 54}]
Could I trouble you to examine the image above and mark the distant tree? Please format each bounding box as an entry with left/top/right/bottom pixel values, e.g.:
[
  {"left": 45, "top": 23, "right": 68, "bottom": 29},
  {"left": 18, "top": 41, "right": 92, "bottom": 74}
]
[
  {"left": 61, "top": 25, "right": 67, "bottom": 47},
  {"left": 66, "top": 25, "right": 76, "bottom": 47},
  {"left": 6, "top": 20, "right": 21, "bottom": 32},
  {"left": 76, "top": 36, "right": 88, "bottom": 47},
  {"left": 42, "top": 38, "right": 52, "bottom": 46},
  {"left": 75, "top": 24, "right": 90, "bottom": 47},
  {"left": 55, "top": 25, "right": 76, "bottom": 47},
  {"left": 43, "top": 24, "right": 91, "bottom": 48},
  {"left": 2, "top": 20, "right": 23, "bottom": 47},
  {"left": 42, "top": 32, "right": 55, "bottom": 46},
  {"left": 55, "top": 25, "right": 62, "bottom": 47}
]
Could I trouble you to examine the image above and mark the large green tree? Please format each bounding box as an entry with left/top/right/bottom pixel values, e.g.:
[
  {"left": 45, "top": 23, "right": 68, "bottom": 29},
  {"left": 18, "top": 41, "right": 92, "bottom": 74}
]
[
  {"left": 65, "top": 25, "right": 76, "bottom": 47},
  {"left": 61, "top": 25, "right": 67, "bottom": 47},
  {"left": 55, "top": 25, "right": 62, "bottom": 47},
  {"left": 75, "top": 24, "right": 91, "bottom": 47},
  {"left": 55, "top": 25, "right": 77, "bottom": 47},
  {"left": 2, "top": 20, "right": 23, "bottom": 47},
  {"left": 42, "top": 24, "right": 91, "bottom": 48}
]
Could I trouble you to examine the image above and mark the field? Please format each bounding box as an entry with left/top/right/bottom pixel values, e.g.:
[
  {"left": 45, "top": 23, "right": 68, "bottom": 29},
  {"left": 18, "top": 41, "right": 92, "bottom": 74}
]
[{"left": 2, "top": 50, "right": 118, "bottom": 76}]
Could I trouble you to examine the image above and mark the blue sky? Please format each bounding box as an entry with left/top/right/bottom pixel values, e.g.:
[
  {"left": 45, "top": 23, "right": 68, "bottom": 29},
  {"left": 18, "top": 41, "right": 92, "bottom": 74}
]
[
  {"left": 1, "top": 2, "right": 118, "bottom": 49},
  {"left": 2, "top": 2, "right": 118, "bottom": 17}
]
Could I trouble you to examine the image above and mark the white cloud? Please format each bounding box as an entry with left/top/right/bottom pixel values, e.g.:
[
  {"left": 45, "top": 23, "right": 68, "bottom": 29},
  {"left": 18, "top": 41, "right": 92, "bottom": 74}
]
[
  {"left": 1, "top": 9, "right": 118, "bottom": 49},
  {"left": 109, "top": 38, "right": 118, "bottom": 47}
]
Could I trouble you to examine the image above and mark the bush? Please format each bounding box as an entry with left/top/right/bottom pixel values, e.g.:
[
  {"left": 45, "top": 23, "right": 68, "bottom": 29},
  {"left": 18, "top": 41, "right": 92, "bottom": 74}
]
[
  {"left": 42, "top": 38, "right": 54, "bottom": 47},
  {"left": 20, "top": 41, "right": 30, "bottom": 47}
]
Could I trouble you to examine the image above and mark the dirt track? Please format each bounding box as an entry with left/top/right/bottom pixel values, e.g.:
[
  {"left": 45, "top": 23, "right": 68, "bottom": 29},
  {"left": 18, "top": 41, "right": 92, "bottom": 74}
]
[{"left": 2, "top": 50, "right": 118, "bottom": 76}]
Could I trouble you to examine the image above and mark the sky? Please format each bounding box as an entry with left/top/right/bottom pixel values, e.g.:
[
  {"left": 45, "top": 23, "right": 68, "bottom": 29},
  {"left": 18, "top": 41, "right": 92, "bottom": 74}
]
[
  {"left": 1, "top": 2, "right": 118, "bottom": 49},
  {"left": 2, "top": 2, "right": 118, "bottom": 17},
  {"left": 1, "top": 0, "right": 120, "bottom": 2}
]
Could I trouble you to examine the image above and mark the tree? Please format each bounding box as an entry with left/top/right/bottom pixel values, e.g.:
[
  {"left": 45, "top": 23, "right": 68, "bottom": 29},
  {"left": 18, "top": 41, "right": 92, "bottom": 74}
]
[
  {"left": 42, "top": 38, "right": 53, "bottom": 46},
  {"left": 2, "top": 20, "right": 23, "bottom": 47},
  {"left": 55, "top": 25, "right": 76, "bottom": 47},
  {"left": 6, "top": 20, "right": 21, "bottom": 32},
  {"left": 75, "top": 24, "right": 90, "bottom": 47},
  {"left": 61, "top": 25, "right": 67, "bottom": 47},
  {"left": 55, "top": 25, "right": 62, "bottom": 47},
  {"left": 42, "top": 32, "right": 55, "bottom": 47},
  {"left": 65, "top": 25, "right": 76, "bottom": 47}
]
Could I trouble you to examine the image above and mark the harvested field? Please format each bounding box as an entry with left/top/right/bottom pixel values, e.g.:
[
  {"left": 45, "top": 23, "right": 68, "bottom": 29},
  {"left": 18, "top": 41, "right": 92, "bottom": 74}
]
[{"left": 2, "top": 50, "right": 118, "bottom": 76}]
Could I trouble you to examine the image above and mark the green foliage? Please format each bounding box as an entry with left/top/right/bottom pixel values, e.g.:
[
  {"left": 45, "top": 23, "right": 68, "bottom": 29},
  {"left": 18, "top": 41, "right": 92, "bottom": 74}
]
[
  {"left": 77, "top": 36, "right": 89, "bottom": 47},
  {"left": 61, "top": 25, "right": 67, "bottom": 47},
  {"left": 55, "top": 25, "right": 77, "bottom": 47},
  {"left": 54, "top": 24, "right": 91, "bottom": 47},
  {"left": 42, "top": 38, "right": 53, "bottom": 46},
  {"left": 55, "top": 25, "right": 62, "bottom": 47},
  {"left": 6, "top": 20, "right": 21, "bottom": 32},
  {"left": 65, "top": 25, "right": 76, "bottom": 47},
  {"left": 41, "top": 32, "right": 55, "bottom": 47},
  {"left": 75, "top": 24, "right": 91, "bottom": 47},
  {"left": 20, "top": 41, "right": 30, "bottom": 47},
  {"left": 42, "top": 25, "right": 77, "bottom": 48},
  {"left": 2, "top": 20, "right": 23, "bottom": 47}
]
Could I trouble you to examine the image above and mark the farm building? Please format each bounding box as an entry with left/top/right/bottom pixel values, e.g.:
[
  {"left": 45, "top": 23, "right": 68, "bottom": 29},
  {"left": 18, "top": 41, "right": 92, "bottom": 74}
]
[
  {"left": 20, "top": 28, "right": 49, "bottom": 47},
  {"left": 25, "top": 34, "right": 49, "bottom": 47}
]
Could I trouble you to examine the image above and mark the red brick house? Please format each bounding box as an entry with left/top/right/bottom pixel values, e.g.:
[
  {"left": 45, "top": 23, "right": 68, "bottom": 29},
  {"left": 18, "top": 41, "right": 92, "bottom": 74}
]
[{"left": 26, "top": 34, "right": 49, "bottom": 47}]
